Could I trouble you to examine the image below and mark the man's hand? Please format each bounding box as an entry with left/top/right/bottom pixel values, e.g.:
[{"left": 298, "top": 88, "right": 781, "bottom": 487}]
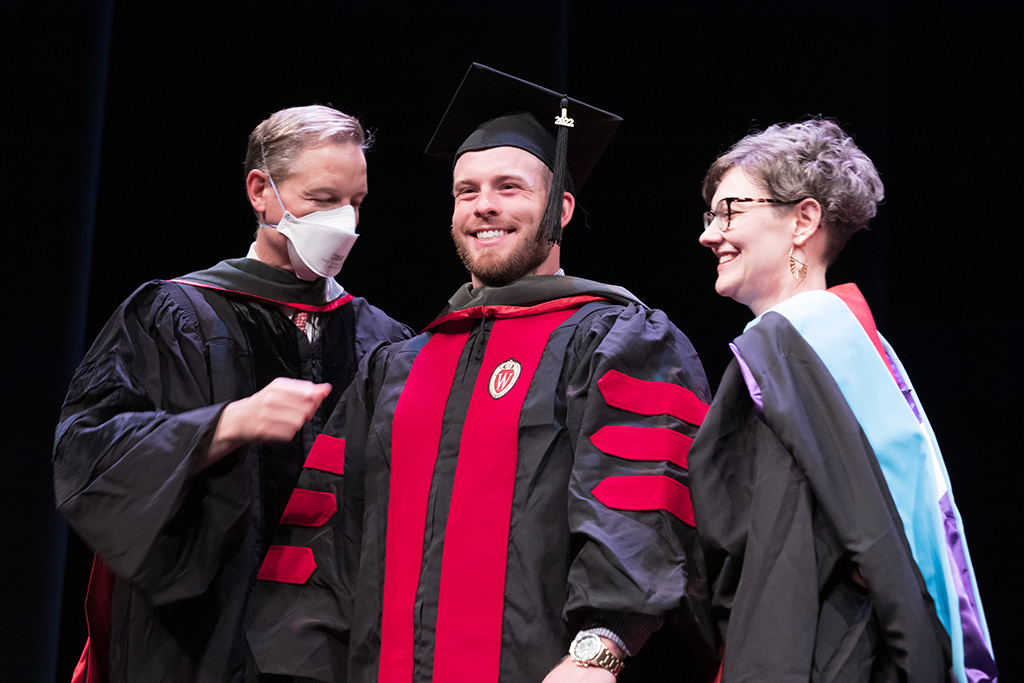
[
  {"left": 542, "top": 658, "right": 616, "bottom": 683},
  {"left": 542, "top": 637, "right": 623, "bottom": 683},
  {"left": 197, "top": 378, "right": 333, "bottom": 472}
]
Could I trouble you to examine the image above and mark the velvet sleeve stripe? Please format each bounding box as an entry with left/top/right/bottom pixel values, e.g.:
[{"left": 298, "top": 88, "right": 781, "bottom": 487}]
[
  {"left": 257, "top": 545, "right": 317, "bottom": 584},
  {"left": 593, "top": 475, "right": 695, "bottom": 526},
  {"left": 279, "top": 489, "right": 337, "bottom": 527},
  {"left": 597, "top": 369, "right": 709, "bottom": 426},
  {"left": 432, "top": 308, "right": 580, "bottom": 683},
  {"left": 590, "top": 425, "right": 693, "bottom": 469},
  {"left": 303, "top": 434, "right": 345, "bottom": 475},
  {"left": 381, "top": 324, "right": 473, "bottom": 683}
]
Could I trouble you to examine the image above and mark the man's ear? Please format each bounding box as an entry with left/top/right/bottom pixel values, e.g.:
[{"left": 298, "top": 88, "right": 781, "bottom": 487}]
[
  {"left": 246, "top": 169, "right": 269, "bottom": 215},
  {"left": 560, "top": 191, "right": 576, "bottom": 228}
]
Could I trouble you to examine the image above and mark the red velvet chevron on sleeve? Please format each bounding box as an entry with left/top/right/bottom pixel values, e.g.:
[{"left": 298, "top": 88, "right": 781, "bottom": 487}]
[
  {"left": 303, "top": 434, "right": 345, "bottom": 475},
  {"left": 590, "top": 424, "right": 693, "bottom": 468},
  {"left": 279, "top": 489, "right": 337, "bottom": 527},
  {"left": 593, "top": 475, "right": 695, "bottom": 526},
  {"left": 597, "top": 369, "right": 709, "bottom": 425},
  {"left": 257, "top": 545, "right": 317, "bottom": 584},
  {"left": 592, "top": 369, "right": 704, "bottom": 526}
]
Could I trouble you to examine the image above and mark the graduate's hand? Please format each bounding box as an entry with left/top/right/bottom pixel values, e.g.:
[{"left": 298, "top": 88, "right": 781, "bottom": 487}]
[
  {"left": 542, "top": 638, "right": 622, "bottom": 683},
  {"left": 542, "top": 658, "right": 617, "bottom": 683},
  {"left": 197, "top": 377, "right": 333, "bottom": 472}
]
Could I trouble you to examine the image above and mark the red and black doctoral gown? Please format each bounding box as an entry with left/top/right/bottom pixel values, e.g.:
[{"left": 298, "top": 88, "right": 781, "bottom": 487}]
[
  {"left": 247, "top": 274, "right": 720, "bottom": 683},
  {"left": 53, "top": 257, "right": 411, "bottom": 683}
]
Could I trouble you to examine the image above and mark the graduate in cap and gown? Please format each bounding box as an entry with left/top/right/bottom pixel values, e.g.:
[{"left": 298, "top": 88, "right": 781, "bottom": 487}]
[{"left": 246, "top": 64, "right": 719, "bottom": 682}]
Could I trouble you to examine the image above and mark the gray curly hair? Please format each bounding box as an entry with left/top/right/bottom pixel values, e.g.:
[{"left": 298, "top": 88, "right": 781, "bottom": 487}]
[
  {"left": 702, "top": 119, "right": 884, "bottom": 265},
  {"left": 244, "top": 104, "right": 372, "bottom": 182}
]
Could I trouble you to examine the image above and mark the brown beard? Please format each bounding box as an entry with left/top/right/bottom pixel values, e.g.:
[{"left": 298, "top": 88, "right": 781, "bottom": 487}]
[{"left": 451, "top": 221, "right": 553, "bottom": 287}]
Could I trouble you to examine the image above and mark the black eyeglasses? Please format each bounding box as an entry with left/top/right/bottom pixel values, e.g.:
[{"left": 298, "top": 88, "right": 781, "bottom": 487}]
[{"left": 703, "top": 197, "right": 800, "bottom": 232}]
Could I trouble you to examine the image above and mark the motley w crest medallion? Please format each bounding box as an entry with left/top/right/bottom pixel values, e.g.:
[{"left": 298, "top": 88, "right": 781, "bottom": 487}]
[{"left": 488, "top": 358, "right": 522, "bottom": 399}]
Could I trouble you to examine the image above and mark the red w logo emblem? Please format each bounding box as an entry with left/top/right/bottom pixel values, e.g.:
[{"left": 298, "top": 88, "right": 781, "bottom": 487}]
[{"left": 488, "top": 358, "right": 522, "bottom": 399}]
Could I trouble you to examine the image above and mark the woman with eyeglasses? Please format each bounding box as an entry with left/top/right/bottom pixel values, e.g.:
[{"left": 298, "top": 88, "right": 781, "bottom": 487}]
[{"left": 688, "top": 119, "right": 996, "bottom": 682}]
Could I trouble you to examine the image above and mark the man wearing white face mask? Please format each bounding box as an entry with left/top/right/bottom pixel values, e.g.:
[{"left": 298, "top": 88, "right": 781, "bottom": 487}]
[
  {"left": 251, "top": 136, "right": 362, "bottom": 283},
  {"left": 53, "top": 105, "right": 412, "bottom": 683}
]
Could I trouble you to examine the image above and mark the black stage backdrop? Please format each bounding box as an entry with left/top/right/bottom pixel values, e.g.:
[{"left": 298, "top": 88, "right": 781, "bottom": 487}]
[{"left": 4, "top": 1, "right": 1019, "bottom": 680}]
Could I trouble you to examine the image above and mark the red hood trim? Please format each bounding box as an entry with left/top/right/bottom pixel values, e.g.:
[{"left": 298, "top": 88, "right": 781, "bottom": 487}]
[
  {"left": 828, "top": 283, "right": 896, "bottom": 383},
  {"left": 425, "top": 294, "right": 608, "bottom": 331},
  {"left": 170, "top": 278, "right": 353, "bottom": 312}
]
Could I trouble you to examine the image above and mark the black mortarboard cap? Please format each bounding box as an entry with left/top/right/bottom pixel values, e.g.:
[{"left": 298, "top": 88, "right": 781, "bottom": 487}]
[{"left": 425, "top": 63, "right": 622, "bottom": 243}]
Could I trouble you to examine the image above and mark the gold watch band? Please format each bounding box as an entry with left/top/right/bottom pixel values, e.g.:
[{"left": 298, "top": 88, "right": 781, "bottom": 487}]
[
  {"left": 594, "top": 647, "right": 624, "bottom": 676},
  {"left": 570, "top": 633, "right": 625, "bottom": 677}
]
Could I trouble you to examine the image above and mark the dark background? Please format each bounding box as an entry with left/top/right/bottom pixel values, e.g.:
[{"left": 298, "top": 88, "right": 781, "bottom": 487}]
[{"left": 3, "top": 1, "right": 1019, "bottom": 680}]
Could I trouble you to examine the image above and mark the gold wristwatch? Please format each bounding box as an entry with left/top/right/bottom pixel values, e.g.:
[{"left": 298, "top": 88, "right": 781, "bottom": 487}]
[{"left": 569, "top": 632, "right": 625, "bottom": 677}]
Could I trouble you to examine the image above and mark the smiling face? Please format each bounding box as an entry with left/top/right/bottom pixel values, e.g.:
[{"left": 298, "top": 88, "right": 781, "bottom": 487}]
[
  {"left": 450, "top": 145, "right": 566, "bottom": 287},
  {"left": 247, "top": 141, "right": 368, "bottom": 271},
  {"left": 699, "top": 167, "right": 803, "bottom": 315}
]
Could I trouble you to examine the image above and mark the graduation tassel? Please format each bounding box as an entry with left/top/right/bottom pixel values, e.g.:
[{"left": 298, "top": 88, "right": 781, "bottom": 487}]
[{"left": 542, "top": 97, "right": 573, "bottom": 244}]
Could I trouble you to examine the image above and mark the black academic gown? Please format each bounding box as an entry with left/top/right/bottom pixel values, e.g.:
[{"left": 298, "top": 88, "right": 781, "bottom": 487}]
[
  {"left": 53, "top": 257, "right": 411, "bottom": 683},
  {"left": 247, "top": 275, "right": 720, "bottom": 683},
  {"left": 689, "top": 291, "right": 957, "bottom": 682}
]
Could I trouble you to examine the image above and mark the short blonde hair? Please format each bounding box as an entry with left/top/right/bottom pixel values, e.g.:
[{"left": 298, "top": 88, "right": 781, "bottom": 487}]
[{"left": 244, "top": 104, "right": 371, "bottom": 182}]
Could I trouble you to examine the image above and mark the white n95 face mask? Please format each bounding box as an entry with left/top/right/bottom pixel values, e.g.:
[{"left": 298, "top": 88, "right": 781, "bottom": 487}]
[{"left": 259, "top": 171, "right": 359, "bottom": 281}]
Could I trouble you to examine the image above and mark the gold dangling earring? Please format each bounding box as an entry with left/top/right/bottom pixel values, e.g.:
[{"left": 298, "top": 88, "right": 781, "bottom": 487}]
[{"left": 789, "top": 245, "right": 808, "bottom": 283}]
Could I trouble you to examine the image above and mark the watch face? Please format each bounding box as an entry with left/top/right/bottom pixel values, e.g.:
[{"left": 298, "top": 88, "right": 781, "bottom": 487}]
[{"left": 573, "top": 635, "right": 603, "bottom": 661}]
